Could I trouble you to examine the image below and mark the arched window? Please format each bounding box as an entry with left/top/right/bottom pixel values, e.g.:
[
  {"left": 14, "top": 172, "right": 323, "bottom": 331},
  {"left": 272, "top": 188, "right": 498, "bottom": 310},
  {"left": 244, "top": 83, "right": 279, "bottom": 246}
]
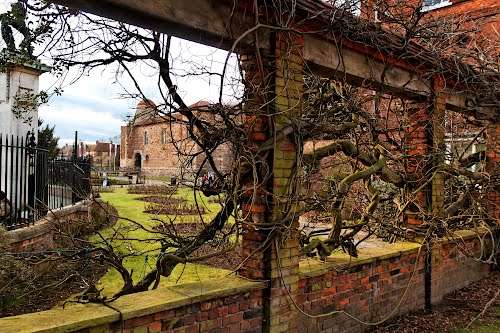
[
  {"left": 161, "top": 128, "right": 168, "bottom": 144},
  {"left": 144, "top": 131, "right": 148, "bottom": 145}
]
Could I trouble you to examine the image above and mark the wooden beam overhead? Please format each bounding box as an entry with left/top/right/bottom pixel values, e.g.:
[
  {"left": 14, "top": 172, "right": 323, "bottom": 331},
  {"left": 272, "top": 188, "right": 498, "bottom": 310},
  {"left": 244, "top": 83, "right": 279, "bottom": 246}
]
[{"left": 48, "top": 0, "right": 496, "bottom": 119}]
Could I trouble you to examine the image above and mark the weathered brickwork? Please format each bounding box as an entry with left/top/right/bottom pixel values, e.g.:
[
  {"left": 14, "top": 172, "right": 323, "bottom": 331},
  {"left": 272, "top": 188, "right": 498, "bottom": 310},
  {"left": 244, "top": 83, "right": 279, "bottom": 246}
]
[
  {"left": 431, "top": 77, "right": 447, "bottom": 217},
  {"left": 0, "top": 234, "right": 492, "bottom": 333},
  {"left": 267, "top": 32, "right": 304, "bottom": 333},
  {"left": 239, "top": 46, "right": 273, "bottom": 282},
  {"left": 427, "top": 0, "right": 500, "bottom": 49},
  {"left": 11, "top": 236, "right": 487, "bottom": 333},
  {"left": 362, "top": 0, "right": 499, "bottom": 48},
  {"left": 121, "top": 119, "right": 191, "bottom": 176},
  {"left": 486, "top": 124, "right": 500, "bottom": 220},
  {"left": 403, "top": 77, "right": 448, "bottom": 225},
  {"left": 120, "top": 101, "right": 233, "bottom": 176},
  {"left": 404, "top": 102, "right": 431, "bottom": 226},
  {"left": 239, "top": 31, "right": 304, "bottom": 333},
  {"left": 298, "top": 237, "right": 490, "bottom": 333},
  {"left": 74, "top": 289, "right": 263, "bottom": 333},
  {"left": 362, "top": 0, "right": 500, "bottom": 226}
]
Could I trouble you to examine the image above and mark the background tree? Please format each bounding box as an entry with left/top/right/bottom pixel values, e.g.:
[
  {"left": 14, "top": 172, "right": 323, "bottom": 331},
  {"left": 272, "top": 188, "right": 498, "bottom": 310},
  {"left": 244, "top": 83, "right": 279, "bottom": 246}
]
[{"left": 37, "top": 119, "right": 59, "bottom": 159}]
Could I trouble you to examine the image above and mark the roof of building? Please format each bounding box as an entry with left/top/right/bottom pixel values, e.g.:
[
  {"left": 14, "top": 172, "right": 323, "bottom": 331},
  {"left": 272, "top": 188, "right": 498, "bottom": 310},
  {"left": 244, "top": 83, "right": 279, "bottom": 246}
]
[
  {"left": 128, "top": 100, "right": 210, "bottom": 127},
  {"left": 137, "top": 99, "right": 156, "bottom": 109}
]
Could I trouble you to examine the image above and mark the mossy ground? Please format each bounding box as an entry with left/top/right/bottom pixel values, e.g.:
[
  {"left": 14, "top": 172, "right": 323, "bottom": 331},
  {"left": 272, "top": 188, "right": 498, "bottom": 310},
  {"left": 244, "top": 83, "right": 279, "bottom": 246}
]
[{"left": 96, "top": 187, "right": 231, "bottom": 296}]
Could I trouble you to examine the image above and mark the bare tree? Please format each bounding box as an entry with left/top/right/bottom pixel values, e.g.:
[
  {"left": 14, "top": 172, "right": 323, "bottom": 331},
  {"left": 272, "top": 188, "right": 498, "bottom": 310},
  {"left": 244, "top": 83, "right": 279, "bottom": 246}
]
[{"left": 0, "top": 0, "right": 497, "bottom": 307}]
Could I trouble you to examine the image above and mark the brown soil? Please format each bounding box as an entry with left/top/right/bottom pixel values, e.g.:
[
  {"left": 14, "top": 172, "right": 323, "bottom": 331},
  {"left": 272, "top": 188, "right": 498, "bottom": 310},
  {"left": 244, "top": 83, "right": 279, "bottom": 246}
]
[
  {"left": 128, "top": 185, "right": 177, "bottom": 195},
  {"left": 144, "top": 203, "right": 205, "bottom": 216},
  {"left": 136, "top": 195, "right": 186, "bottom": 205},
  {"left": 207, "top": 196, "right": 225, "bottom": 204},
  {"left": 375, "top": 271, "right": 500, "bottom": 332},
  {"left": 195, "top": 244, "right": 242, "bottom": 271}
]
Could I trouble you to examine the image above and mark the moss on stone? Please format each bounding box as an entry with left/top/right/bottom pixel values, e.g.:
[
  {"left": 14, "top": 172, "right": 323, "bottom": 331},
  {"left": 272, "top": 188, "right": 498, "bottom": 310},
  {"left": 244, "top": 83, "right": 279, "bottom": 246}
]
[
  {"left": 299, "top": 240, "right": 421, "bottom": 278},
  {"left": 0, "top": 277, "right": 264, "bottom": 333}
]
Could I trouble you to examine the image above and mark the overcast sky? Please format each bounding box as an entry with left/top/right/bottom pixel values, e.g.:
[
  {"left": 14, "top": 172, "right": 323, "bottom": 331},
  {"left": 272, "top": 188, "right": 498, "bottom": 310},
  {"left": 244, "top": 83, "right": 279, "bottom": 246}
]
[
  {"left": 38, "top": 41, "right": 239, "bottom": 146},
  {"left": 0, "top": 1, "right": 240, "bottom": 146}
]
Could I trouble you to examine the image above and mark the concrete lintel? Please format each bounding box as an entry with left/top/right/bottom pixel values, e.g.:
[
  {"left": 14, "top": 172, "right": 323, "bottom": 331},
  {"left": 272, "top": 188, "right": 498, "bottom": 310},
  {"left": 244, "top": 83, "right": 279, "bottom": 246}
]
[
  {"left": 304, "top": 35, "right": 474, "bottom": 114},
  {"left": 49, "top": 0, "right": 263, "bottom": 50},
  {"left": 303, "top": 35, "right": 431, "bottom": 98}
]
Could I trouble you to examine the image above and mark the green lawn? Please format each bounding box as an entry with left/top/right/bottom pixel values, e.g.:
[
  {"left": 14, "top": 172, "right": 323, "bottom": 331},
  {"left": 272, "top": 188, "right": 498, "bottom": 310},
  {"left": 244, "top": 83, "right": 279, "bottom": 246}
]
[
  {"left": 453, "top": 306, "right": 500, "bottom": 333},
  {"left": 96, "top": 187, "right": 230, "bottom": 296}
]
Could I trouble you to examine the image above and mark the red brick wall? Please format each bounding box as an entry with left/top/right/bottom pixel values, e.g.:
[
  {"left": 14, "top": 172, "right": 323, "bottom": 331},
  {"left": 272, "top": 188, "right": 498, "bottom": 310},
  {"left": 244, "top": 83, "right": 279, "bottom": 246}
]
[
  {"left": 74, "top": 289, "right": 263, "bottom": 333},
  {"left": 120, "top": 121, "right": 191, "bottom": 176},
  {"left": 45, "top": 236, "right": 491, "bottom": 333},
  {"left": 361, "top": 0, "right": 499, "bottom": 59},
  {"left": 6, "top": 204, "right": 90, "bottom": 252},
  {"left": 7, "top": 230, "right": 54, "bottom": 252},
  {"left": 297, "top": 237, "right": 490, "bottom": 333},
  {"left": 2, "top": 231, "right": 491, "bottom": 333},
  {"left": 486, "top": 124, "right": 499, "bottom": 220}
]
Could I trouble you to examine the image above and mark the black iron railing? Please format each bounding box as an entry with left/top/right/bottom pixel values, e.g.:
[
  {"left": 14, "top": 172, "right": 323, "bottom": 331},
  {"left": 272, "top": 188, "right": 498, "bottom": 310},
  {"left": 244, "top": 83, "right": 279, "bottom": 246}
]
[
  {"left": 0, "top": 133, "right": 91, "bottom": 230},
  {"left": 47, "top": 158, "right": 92, "bottom": 210}
]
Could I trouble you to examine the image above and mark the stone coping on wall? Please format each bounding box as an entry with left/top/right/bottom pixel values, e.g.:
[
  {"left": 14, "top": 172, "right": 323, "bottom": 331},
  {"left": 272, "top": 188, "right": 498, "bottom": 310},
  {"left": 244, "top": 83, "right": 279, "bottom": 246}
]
[
  {"left": 5, "top": 200, "right": 92, "bottom": 245},
  {"left": 0, "top": 277, "right": 265, "bottom": 333},
  {"left": 299, "top": 229, "right": 488, "bottom": 278}
]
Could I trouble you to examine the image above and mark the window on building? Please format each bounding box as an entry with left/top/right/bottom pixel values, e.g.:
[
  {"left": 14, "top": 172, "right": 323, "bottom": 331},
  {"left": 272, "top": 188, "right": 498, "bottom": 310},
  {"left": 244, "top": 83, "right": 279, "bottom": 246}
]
[
  {"left": 422, "top": 0, "right": 452, "bottom": 12},
  {"left": 374, "top": 7, "right": 388, "bottom": 23},
  {"left": 336, "top": 0, "right": 361, "bottom": 16},
  {"left": 144, "top": 131, "right": 148, "bottom": 145},
  {"left": 161, "top": 128, "right": 168, "bottom": 145}
]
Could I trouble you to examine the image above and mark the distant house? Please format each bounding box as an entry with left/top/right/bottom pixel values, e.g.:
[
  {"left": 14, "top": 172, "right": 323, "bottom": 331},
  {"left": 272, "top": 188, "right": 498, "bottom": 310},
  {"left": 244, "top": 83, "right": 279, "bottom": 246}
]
[
  {"left": 60, "top": 141, "right": 120, "bottom": 169},
  {"left": 120, "top": 99, "right": 233, "bottom": 176}
]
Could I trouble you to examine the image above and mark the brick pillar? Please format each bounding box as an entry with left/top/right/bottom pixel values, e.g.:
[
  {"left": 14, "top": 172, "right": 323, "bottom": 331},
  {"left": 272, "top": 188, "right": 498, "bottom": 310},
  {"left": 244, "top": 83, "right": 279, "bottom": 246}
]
[
  {"left": 239, "top": 48, "right": 274, "bottom": 282},
  {"left": 405, "top": 102, "right": 431, "bottom": 226},
  {"left": 238, "top": 32, "right": 303, "bottom": 333},
  {"left": 431, "top": 77, "right": 446, "bottom": 217},
  {"left": 267, "top": 33, "right": 303, "bottom": 333},
  {"left": 485, "top": 124, "right": 500, "bottom": 220},
  {"left": 404, "top": 77, "right": 447, "bottom": 225}
]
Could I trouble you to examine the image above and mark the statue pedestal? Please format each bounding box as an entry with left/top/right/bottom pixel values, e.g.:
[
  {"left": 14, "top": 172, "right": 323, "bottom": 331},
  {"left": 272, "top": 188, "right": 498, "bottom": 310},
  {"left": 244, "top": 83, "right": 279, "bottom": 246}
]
[
  {"left": 0, "top": 52, "right": 50, "bottom": 139},
  {"left": 0, "top": 52, "right": 50, "bottom": 226}
]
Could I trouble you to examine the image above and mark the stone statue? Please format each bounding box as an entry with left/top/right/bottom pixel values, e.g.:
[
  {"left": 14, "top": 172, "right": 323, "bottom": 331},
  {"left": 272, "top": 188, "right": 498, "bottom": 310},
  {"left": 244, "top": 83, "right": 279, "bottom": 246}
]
[
  {"left": 0, "top": 1, "right": 34, "bottom": 57},
  {"left": 0, "top": 190, "right": 11, "bottom": 222}
]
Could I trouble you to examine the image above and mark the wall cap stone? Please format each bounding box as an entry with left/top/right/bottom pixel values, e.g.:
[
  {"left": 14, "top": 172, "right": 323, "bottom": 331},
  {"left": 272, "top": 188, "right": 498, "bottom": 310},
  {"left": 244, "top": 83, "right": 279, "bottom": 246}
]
[
  {"left": 299, "top": 228, "right": 491, "bottom": 278},
  {"left": 0, "top": 277, "right": 265, "bottom": 333}
]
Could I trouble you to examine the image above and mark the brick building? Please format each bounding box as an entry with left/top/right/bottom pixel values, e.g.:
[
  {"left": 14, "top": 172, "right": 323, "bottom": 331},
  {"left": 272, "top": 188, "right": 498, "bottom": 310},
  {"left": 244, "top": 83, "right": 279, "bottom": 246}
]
[
  {"left": 361, "top": 0, "right": 499, "bottom": 47},
  {"left": 420, "top": 0, "right": 499, "bottom": 40},
  {"left": 83, "top": 141, "right": 119, "bottom": 169},
  {"left": 120, "top": 99, "right": 233, "bottom": 176}
]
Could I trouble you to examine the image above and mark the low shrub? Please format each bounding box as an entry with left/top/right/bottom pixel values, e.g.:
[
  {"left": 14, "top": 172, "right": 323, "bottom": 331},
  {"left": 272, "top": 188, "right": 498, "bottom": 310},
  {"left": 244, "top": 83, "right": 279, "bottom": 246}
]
[{"left": 127, "top": 185, "right": 177, "bottom": 195}]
